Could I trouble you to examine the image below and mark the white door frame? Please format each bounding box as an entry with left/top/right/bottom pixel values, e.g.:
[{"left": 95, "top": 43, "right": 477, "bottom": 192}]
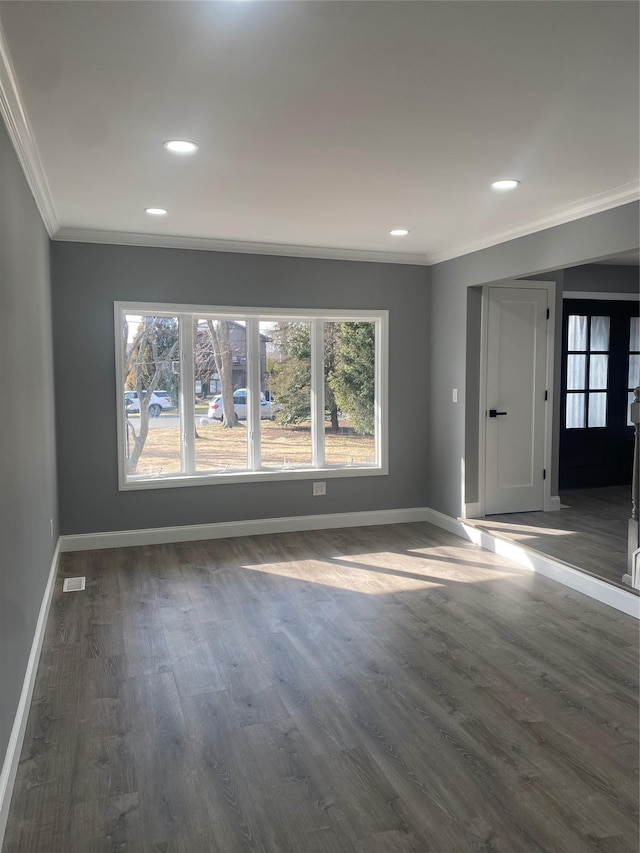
[{"left": 468, "top": 279, "right": 557, "bottom": 518}]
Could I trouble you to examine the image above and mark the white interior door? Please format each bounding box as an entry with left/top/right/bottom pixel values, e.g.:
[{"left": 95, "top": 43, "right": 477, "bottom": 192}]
[{"left": 485, "top": 286, "right": 548, "bottom": 514}]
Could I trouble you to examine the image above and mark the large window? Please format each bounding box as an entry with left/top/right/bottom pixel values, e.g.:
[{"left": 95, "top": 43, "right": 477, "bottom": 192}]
[{"left": 116, "top": 303, "right": 387, "bottom": 489}]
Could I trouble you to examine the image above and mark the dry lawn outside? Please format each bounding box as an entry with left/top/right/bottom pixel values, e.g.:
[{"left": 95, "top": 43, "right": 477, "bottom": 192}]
[{"left": 130, "top": 419, "right": 376, "bottom": 476}]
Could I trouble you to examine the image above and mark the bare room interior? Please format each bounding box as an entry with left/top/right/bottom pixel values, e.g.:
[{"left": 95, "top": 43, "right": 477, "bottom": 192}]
[{"left": 0, "top": 2, "right": 638, "bottom": 851}]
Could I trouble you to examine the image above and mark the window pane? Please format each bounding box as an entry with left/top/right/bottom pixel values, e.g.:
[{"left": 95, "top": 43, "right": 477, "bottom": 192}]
[
  {"left": 588, "top": 392, "right": 607, "bottom": 427},
  {"left": 260, "top": 320, "right": 312, "bottom": 470},
  {"left": 195, "top": 319, "right": 248, "bottom": 471},
  {"left": 590, "top": 316, "right": 610, "bottom": 352},
  {"left": 566, "top": 393, "right": 585, "bottom": 429},
  {"left": 629, "top": 354, "right": 640, "bottom": 390},
  {"left": 324, "top": 321, "right": 377, "bottom": 466},
  {"left": 589, "top": 354, "right": 608, "bottom": 390},
  {"left": 630, "top": 317, "right": 640, "bottom": 352},
  {"left": 567, "top": 315, "right": 587, "bottom": 350},
  {"left": 566, "top": 354, "right": 586, "bottom": 390},
  {"left": 123, "top": 314, "right": 181, "bottom": 477},
  {"left": 629, "top": 391, "right": 637, "bottom": 427}
]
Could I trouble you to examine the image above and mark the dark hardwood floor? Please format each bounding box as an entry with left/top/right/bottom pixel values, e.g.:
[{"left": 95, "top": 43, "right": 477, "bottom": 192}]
[
  {"left": 467, "top": 485, "right": 633, "bottom": 589},
  {"left": 3, "top": 522, "right": 639, "bottom": 852}
]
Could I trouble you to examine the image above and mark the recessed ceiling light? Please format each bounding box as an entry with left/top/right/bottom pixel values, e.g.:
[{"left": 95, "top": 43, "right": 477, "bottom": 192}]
[
  {"left": 389, "top": 229, "right": 410, "bottom": 236},
  {"left": 145, "top": 207, "right": 168, "bottom": 216},
  {"left": 164, "top": 140, "right": 199, "bottom": 154},
  {"left": 491, "top": 179, "right": 520, "bottom": 191}
]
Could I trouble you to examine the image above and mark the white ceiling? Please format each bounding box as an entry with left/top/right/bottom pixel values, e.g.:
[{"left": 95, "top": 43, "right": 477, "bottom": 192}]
[{"left": 0, "top": 0, "right": 638, "bottom": 264}]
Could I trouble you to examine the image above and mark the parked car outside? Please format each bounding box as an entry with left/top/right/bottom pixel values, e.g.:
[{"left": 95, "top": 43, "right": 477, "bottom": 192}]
[
  {"left": 208, "top": 389, "right": 280, "bottom": 421},
  {"left": 125, "top": 390, "right": 174, "bottom": 418}
]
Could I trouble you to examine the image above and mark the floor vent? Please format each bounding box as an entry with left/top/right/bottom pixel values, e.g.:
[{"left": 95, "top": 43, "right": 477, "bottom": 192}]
[{"left": 63, "top": 576, "right": 86, "bottom": 592}]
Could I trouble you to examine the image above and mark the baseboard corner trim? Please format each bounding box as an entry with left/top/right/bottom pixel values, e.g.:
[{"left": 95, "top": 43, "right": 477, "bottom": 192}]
[
  {"left": 463, "top": 501, "right": 483, "bottom": 519},
  {"left": 59, "top": 507, "right": 430, "bottom": 552},
  {"left": 424, "top": 508, "right": 640, "bottom": 619},
  {"left": 546, "top": 495, "right": 562, "bottom": 512},
  {"left": 425, "top": 507, "right": 468, "bottom": 537},
  {"left": 0, "top": 540, "right": 61, "bottom": 847}
]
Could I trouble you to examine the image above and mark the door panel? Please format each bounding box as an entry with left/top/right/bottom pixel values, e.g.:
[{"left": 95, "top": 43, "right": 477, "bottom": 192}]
[
  {"left": 560, "top": 299, "right": 639, "bottom": 489},
  {"left": 485, "top": 287, "right": 548, "bottom": 514}
]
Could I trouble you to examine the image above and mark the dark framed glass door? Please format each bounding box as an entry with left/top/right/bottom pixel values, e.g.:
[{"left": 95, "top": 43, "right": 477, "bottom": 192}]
[{"left": 560, "top": 299, "right": 639, "bottom": 489}]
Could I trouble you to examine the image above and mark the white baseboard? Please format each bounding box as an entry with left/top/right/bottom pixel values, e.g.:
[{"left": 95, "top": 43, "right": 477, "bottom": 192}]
[
  {"left": 59, "top": 507, "right": 430, "bottom": 552},
  {"left": 0, "top": 540, "right": 60, "bottom": 847},
  {"left": 463, "top": 501, "right": 483, "bottom": 519},
  {"left": 425, "top": 507, "right": 468, "bottom": 537},
  {"left": 546, "top": 494, "right": 562, "bottom": 512},
  {"left": 425, "top": 509, "right": 640, "bottom": 619},
  {"left": 464, "top": 496, "right": 561, "bottom": 518}
]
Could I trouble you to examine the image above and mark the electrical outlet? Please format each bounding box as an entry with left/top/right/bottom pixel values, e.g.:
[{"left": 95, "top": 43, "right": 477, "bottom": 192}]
[
  {"left": 452, "top": 388, "right": 458, "bottom": 403},
  {"left": 312, "top": 481, "right": 326, "bottom": 496}
]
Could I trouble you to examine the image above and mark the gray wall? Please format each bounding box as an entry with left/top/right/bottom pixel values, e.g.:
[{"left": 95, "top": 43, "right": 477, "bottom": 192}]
[
  {"left": 464, "top": 286, "right": 483, "bottom": 505},
  {"left": 428, "top": 202, "right": 639, "bottom": 518},
  {"left": 51, "top": 242, "right": 429, "bottom": 535},
  {"left": 563, "top": 263, "right": 639, "bottom": 294},
  {"left": 0, "top": 123, "right": 58, "bottom": 766}
]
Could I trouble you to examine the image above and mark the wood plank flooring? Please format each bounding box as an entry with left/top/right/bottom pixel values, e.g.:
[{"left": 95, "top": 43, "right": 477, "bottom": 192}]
[
  {"left": 3, "top": 522, "right": 638, "bottom": 852},
  {"left": 467, "top": 485, "right": 633, "bottom": 589}
]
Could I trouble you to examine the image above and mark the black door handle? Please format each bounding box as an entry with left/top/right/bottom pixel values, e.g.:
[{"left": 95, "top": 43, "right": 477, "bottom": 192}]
[{"left": 489, "top": 409, "right": 507, "bottom": 417}]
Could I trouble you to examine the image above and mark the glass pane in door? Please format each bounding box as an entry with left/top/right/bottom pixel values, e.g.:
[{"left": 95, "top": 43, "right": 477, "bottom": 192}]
[
  {"left": 628, "top": 391, "right": 638, "bottom": 427},
  {"left": 567, "top": 315, "right": 587, "bottom": 350},
  {"left": 629, "top": 354, "right": 640, "bottom": 389},
  {"left": 589, "top": 355, "right": 608, "bottom": 390},
  {"left": 566, "top": 354, "right": 586, "bottom": 390},
  {"left": 587, "top": 393, "right": 607, "bottom": 428},
  {"left": 566, "top": 393, "right": 585, "bottom": 429},
  {"left": 590, "top": 316, "right": 610, "bottom": 351}
]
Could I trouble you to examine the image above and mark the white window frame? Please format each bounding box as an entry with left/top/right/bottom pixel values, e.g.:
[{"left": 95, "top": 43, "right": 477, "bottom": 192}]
[{"left": 115, "top": 302, "right": 388, "bottom": 490}]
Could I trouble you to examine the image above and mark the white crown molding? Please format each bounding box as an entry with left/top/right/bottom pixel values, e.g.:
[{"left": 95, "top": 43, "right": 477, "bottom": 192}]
[
  {"left": 55, "top": 181, "right": 639, "bottom": 267},
  {"left": 53, "top": 226, "right": 429, "bottom": 266},
  {"left": 0, "top": 21, "right": 59, "bottom": 236},
  {"left": 428, "top": 182, "right": 640, "bottom": 265}
]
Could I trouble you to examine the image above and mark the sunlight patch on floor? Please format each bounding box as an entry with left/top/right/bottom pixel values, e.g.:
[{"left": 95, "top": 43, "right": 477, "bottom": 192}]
[{"left": 238, "top": 548, "right": 522, "bottom": 592}]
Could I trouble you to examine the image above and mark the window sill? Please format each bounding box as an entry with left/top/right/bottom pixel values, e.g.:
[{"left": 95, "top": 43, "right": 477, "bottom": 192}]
[{"left": 119, "top": 464, "right": 387, "bottom": 491}]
